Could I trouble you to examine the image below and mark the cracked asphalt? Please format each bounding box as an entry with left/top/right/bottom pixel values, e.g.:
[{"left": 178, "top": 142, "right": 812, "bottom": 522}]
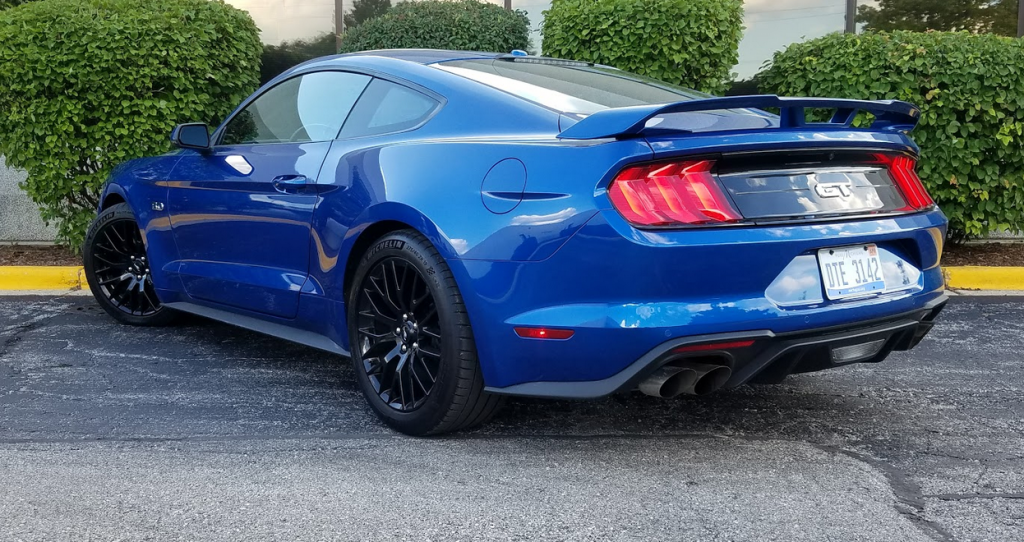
[{"left": 1, "top": 294, "right": 1022, "bottom": 541}]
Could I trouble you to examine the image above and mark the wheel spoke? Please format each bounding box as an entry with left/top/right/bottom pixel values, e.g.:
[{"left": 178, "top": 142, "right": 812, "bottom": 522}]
[
  {"left": 395, "top": 358, "right": 408, "bottom": 410},
  {"left": 126, "top": 283, "right": 139, "bottom": 314},
  {"left": 410, "top": 288, "right": 430, "bottom": 312},
  {"left": 385, "top": 260, "right": 404, "bottom": 313},
  {"left": 109, "top": 222, "right": 127, "bottom": 244},
  {"left": 141, "top": 286, "right": 159, "bottom": 312},
  {"left": 362, "top": 287, "right": 399, "bottom": 324},
  {"left": 411, "top": 354, "right": 432, "bottom": 390},
  {"left": 99, "top": 272, "right": 133, "bottom": 287},
  {"left": 364, "top": 338, "right": 399, "bottom": 359},
  {"left": 419, "top": 305, "right": 437, "bottom": 325},
  {"left": 358, "top": 326, "right": 394, "bottom": 339},
  {"left": 417, "top": 346, "right": 440, "bottom": 359},
  {"left": 102, "top": 230, "right": 127, "bottom": 255},
  {"left": 93, "top": 253, "right": 124, "bottom": 267},
  {"left": 371, "top": 275, "right": 401, "bottom": 316}
]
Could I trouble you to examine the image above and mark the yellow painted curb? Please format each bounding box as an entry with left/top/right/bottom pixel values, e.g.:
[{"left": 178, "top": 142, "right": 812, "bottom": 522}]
[
  {"left": 944, "top": 266, "right": 1024, "bottom": 291},
  {"left": 0, "top": 265, "right": 1021, "bottom": 292},
  {"left": 0, "top": 266, "right": 84, "bottom": 291}
]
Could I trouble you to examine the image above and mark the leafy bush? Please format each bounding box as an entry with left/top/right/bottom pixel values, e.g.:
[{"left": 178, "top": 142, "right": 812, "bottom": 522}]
[
  {"left": 338, "top": 0, "right": 530, "bottom": 54},
  {"left": 759, "top": 31, "right": 1024, "bottom": 241},
  {"left": 344, "top": 0, "right": 391, "bottom": 29},
  {"left": 856, "top": 0, "right": 1015, "bottom": 37},
  {"left": 0, "top": 0, "right": 262, "bottom": 247},
  {"left": 261, "top": 32, "right": 338, "bottom": 85},
  {"left": 541, "top": 0, "right": 743, "bottom": 95},
  {"left": 0, "top": 0, "right": 34, "bottom": 9}
]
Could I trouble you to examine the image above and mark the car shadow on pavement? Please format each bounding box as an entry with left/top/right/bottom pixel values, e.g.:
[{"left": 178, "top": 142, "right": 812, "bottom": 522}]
[
  {"left": 4, "top": 297, "right": 921, "bottom": 446},
  {"left": 172, "top": 313, "right": 900, "bottom": 443}
]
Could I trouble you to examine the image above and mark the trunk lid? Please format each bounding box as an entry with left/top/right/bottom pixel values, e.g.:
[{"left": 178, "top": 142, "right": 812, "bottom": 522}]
[{"left": 713, "top": 150, "right": 909, "bottom": 222}]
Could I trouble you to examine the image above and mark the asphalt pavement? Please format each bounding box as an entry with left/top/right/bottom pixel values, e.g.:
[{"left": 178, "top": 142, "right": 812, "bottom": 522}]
[{"left": 1, "top": 293, "right": 1022, "bottom": 541}]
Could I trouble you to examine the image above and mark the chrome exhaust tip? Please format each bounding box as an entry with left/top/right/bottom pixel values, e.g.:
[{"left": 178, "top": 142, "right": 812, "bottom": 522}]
[
  {"left": 639, "top": 366, "right": 698, "bottom": 398},
  {"left": 685, "top": 362, "right": 732, "bottom": 396}
]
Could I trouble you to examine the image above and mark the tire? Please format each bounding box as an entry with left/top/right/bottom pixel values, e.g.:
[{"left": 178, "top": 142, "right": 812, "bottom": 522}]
[
  {"left": 83, "top": 202, "right": 177, "bottom": 326},
  {"left": 347, "top": 229, "right": 504, "bottom": 436}
]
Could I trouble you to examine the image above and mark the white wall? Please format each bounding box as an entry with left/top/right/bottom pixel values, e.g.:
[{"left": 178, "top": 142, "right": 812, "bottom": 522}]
[{"left": 0, "top": 157, "right": 56, "bottom": 243}]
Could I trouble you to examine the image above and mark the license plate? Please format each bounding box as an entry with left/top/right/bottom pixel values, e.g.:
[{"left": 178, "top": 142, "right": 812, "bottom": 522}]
[{"left": 817, "top": 244, "right": 886, "bottom": 300}]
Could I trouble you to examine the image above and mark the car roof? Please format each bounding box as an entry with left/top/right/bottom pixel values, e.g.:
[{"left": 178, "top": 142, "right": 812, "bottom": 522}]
[{"left": 333, "top": 49, "right": 505, "bottom": 65}]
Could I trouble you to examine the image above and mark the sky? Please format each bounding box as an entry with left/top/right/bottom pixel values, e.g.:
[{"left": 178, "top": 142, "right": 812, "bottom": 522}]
[
  {"left": 737, "top": 0, "right": 859, "bottom": 79},
  {"left": 224, "top": 0, "right": 874, "bottom": 80}
]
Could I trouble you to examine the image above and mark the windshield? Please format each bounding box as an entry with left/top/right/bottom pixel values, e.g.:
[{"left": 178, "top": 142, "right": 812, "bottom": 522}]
[{"left": 434, "top": 58, "right": 708, "bottom": 116}]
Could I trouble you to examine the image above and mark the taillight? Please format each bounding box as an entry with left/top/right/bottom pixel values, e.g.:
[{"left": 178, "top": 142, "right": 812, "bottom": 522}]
[
  {"left": 608, "top": 159, "right": 741, "bottom": 226},
  {"left": 876, "top": 154, "right": 934, "bottom": 210}
]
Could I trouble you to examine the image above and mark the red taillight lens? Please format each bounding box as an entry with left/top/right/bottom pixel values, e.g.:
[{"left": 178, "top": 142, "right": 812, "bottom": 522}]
[
  {"left": 514, "top": 327, "right": 574, "bottom": 340},
  {"left": 608, "top": 159, "right": 741, "bottom": 226},
  {"left": 673, "top": 340, "right": 755, "bottom": 353},
  {"left": 876, "top": 154, "right": 934, "bottom": 210}
]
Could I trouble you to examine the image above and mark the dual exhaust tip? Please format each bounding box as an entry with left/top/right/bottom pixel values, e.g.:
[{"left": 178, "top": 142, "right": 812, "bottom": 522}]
[{"left": 639, "top": 362, "right": 731, "bottom": 398}]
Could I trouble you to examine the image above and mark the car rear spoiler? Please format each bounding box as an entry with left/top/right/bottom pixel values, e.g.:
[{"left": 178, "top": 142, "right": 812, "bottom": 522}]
[{"left": 556, "top": 95, "right": 921, "bottom": 140}]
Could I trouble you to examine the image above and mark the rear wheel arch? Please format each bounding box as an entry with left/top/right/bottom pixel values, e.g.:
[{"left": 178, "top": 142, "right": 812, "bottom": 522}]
[
  {"left": 341, "top": 216, "right": 464, "bottom": 300},
  {"left": 343, "top": 220, "right": 417, "bottom": 300},
  {"left": 99, "top": 191, "right": 126, "bottom": 211}
]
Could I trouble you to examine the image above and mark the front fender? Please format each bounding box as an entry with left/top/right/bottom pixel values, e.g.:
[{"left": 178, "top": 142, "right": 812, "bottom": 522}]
[{"left": 95, "top": 155, "right": 182, "bottom": 292}]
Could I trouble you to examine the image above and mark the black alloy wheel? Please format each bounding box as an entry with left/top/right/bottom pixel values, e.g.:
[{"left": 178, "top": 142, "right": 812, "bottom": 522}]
[
  {"left": 84, "top": 203, "right": 176, "bottom": 326},
  {"left": 348, "top": 230, "right": 503, "bottom": 436},
  {"left": 355, "top": 257, "right": 442, "bottom": 412}
]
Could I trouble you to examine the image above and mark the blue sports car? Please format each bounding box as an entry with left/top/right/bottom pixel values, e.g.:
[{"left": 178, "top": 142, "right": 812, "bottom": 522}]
[{"left": 84, "top": 49, "right": 948, "bottom": 435}]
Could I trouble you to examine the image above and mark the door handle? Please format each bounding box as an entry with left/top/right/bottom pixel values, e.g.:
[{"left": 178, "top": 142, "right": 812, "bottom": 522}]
[{"left": 272, "top": 175, "right": 310, "bottom": 194}]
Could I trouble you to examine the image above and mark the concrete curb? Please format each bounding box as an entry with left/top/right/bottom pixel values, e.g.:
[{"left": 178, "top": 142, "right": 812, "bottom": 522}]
[{"left": 0, "top": 266, "right": 1022, "bottom": 292}]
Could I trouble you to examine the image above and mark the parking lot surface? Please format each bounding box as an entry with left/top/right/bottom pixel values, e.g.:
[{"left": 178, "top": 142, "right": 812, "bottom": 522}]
[{"left": 1, "top": 294, "right": 1022, "bottom": 541}]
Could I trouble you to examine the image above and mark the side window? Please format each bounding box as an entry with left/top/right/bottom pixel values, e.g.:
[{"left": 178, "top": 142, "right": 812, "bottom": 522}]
[
  {"left": 339, "top": 78, "right": 439, "bottom": 138},
  {"left": 220, "top": 71, "right": 371, "bottom": 145}
]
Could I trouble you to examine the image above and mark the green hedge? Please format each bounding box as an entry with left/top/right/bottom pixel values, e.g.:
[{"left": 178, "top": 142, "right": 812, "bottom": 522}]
[
  {"left": 0, "top": 0, "right": 33, "bottom": 9},
  {"left": 541, "top": 0, "right": 742, "bottom": 95},
  {"left": 261, "top": 33, "right": 338, "bottom": 85},
  {"left": 0, "top": 0, "right": 262, "bottom": 248},
  {"left": 338, "top": 0, "right": 530, "bottom": 54},
  {"left": 759, "top": 31, "right": 1024, "bottom": 241}
]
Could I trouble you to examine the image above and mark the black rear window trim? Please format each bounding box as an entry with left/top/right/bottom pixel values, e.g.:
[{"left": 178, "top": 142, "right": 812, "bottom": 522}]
[{"left": 434, "top": 58, "right": 707, "bottom": 118}]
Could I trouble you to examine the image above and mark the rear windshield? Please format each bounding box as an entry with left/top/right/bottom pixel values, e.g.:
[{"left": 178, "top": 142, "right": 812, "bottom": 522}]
[{"left": 434, "top": 59, "right": 707, "bottom": 116}]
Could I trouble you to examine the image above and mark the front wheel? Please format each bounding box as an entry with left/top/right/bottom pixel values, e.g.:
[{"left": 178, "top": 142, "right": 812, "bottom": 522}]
[
  {"left": 83, "top": 203, "right": 176, "bottom": 326},
  {"left": 348, "top": 230, "right": 504, "bottom": 436}
]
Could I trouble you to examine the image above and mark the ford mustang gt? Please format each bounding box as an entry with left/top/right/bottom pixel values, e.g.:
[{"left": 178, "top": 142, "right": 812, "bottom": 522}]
[{"left": 84, "top": 49, "right": 948, "bottom": 435}]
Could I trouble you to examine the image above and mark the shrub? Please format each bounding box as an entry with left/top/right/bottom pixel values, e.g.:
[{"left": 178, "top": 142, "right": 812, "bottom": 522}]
[
  {"left": 759, "top": 31, "right": 1024, "bottom": 241},
  {"left": 0, "top": 0, "right": 34, "bottom": 9},
  {"left": 338, "top": 0, "right": 530, "bottom": 54},
  {"left": 261, "top": 32, "right": 338, "bottom": 85},
  {"left": 0, "top": 0, "right": 262, "bottom": 248},
  {"left": 541, "top": 0, "right": 743, "bottom": 95},
  {"left": 344, "top": 0, "right": 392, "bottom": 29}
]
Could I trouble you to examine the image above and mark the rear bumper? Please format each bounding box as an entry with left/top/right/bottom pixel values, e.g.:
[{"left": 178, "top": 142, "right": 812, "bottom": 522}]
[
  {"left": 450, "top": 207, "right": 947, "bottom": 390},
  {"left": 486, "top": 295, "right": 947, "bottom": 398}
]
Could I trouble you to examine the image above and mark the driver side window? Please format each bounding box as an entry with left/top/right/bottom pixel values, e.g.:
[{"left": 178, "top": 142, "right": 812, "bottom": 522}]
[{"left": 220, "top": 71, "right": 371, "bottom": 146}]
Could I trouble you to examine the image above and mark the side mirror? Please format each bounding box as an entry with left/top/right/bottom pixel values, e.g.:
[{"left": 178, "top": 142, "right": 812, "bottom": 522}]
[{"left": 171, "top": 123, "right": 211, "bottom": 152}]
